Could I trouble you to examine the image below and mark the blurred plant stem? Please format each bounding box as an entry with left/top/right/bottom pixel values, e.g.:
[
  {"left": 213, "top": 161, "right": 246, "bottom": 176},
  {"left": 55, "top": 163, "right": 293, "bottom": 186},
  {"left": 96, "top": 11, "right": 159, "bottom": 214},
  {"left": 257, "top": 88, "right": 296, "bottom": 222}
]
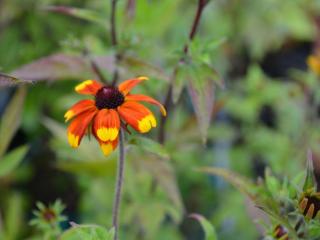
[
  {"left": 125, "top": 0, "right": 136, "bottom": 20},
  {"left": 112, "top": 130, "right": 125, "bottom": 240},
  {"left": 158, "top": 0, "right": 209, "bottom": 143},
  {"left": 83, "top": 48, "right": 108, "bottom": 83},
  {"left": 111, "top": 0, "right": 120, "bottom": 86}
]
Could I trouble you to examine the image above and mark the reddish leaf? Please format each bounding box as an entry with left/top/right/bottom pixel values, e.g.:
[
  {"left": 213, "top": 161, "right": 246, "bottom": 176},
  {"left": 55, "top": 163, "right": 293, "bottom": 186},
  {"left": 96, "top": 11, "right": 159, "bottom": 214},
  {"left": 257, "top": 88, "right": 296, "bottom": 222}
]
[
  {"left": 44, "top": 6, "right": 105, "bottom": 25},
  {"left": 0, "top": 73, "right": 27, "bottom": 87},
  {"left": 7, "top": 53, "right": 114, "bottom": 85}
]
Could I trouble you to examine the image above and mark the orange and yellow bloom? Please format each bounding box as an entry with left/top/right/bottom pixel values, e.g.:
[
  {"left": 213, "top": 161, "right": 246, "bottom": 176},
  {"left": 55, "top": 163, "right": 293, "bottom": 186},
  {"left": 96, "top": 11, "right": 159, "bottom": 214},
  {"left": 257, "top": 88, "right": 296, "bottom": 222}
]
[{"left": 64, "top": 77, "right": 166, "bottom": 156}]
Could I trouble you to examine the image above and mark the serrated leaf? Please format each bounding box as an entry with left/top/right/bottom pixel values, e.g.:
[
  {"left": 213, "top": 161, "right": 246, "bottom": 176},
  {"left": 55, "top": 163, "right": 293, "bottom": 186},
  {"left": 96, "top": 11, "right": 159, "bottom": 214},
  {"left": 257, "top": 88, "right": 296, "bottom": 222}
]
[
  {"left": 0, "top": 87, "right": 26, "bottom": 157},
  {"left": 172, "top": 63, "right": 191, "bottom": 104},
  {"left": 190, "top": 214, "right": 217, "bottom": 240},
  {"left": 198, "top": 167, "right": 256, "bottom": 200},
  {"left": 44, "top": 6, "right": 105, "bottom": 25},
  {"left": 138, "top": 155, "right": 184, "bottom": 220},
  {"left": 187, "top": 74, "right": 215, "bottom": 144},
  {"left": 0, "top": 145, "right": 28, "bottom": 177},
  {"left": 60, "top": 224, "right": 114, "bottom": 240},
  {"left": 129, "top": 136, "right": 169, "bottom": 159}
]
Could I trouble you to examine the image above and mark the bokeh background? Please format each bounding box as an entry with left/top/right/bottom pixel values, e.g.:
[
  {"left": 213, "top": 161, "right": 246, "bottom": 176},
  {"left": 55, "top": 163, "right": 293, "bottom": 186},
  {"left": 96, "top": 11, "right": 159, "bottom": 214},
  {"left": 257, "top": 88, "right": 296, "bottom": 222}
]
[{"left": 1, "top": 0, "right": 320, "bottom": 239}]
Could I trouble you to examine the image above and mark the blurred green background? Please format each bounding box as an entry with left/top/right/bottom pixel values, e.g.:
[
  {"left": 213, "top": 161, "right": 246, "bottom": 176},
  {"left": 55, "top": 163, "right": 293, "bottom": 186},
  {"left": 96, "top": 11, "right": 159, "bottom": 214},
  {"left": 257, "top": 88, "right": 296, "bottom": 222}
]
[{"left": 1, "top": 0, "right": 320, "bottom": 239}]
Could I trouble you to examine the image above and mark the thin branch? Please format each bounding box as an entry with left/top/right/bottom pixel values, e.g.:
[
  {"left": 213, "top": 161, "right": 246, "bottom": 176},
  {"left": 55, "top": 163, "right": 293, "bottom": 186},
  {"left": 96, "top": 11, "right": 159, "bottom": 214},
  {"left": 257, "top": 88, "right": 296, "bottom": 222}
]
[
  {"left": 83, "top": 48, "right": 107, "bottom": 83},
  {"left": 112, "top": 130, "right": 125, "bottom": 240},
  {"left": 158, "top": 0, "right": 209, "bottom": 143},
  {"left": 111, "top": 0, "right": 118, "bottom": 46},
  {"left": 183, "top": 0, "right": 208, "bottom": 54},
  {"left": 110, "top": 0, "right": 120, "bottom": 86}
]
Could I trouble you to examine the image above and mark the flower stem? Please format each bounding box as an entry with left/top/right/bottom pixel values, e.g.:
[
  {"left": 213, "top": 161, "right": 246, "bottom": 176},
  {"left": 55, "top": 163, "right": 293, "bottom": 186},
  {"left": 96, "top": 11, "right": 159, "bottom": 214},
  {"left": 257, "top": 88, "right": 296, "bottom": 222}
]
[
  {"left": 111, "top": 0, "right": 118, "bottom": 47},
  {"left": 158, "top": 0, "right": 209, "bottom": 143},
  {"left": 83, "top": 48, "right": 107, "bottom": 83},
  {"left": 110, "top": 0, "right": 121, "bottom": 86},
  {"left": 112, "top": 129, "right": 125, "bottom": 240}
]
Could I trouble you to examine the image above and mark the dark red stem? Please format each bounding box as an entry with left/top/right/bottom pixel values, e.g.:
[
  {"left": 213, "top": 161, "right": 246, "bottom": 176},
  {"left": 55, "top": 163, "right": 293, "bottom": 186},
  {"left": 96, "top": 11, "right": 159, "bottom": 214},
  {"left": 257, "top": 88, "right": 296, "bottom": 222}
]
[
  {"left": 111, "top": 0, "right": 120, "bottom": 86},
  {"left": 158, "top": 0, "right": 208, "bottom": 143}
]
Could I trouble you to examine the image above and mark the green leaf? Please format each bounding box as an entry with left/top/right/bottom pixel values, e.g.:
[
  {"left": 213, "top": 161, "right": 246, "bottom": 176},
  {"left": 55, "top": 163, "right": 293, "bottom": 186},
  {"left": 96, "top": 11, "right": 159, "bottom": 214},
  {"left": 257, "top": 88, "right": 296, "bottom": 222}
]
[
  {"left": 172, "top": 63, "right": 192, "bottom": 104},
  {"left": 3, "top": 194, "right": 24, "bottom": 240},
  {"left": 56, "top": 159, "right": 116, "bottom": 177},
  {"left": 187, "top": 71, "right": 215, "bottom": 144},
  {"left": 129, "top": 136, "right": 169, "bottom": 159},
  {"left": 0, "top": 145, "right": 29, "bottom": 177},
  {"left": 0, "top": 87, "right": 26, "bottom": 157},
  {"left": 60, "top": 224, "right": 114, "bottom": 240},
  {"left": 198, "top": 167, "right": 256, "bottom": 200},
  {"left": 303, "top": 150, "right": 316, "bottom": 191},
  {"left": 44, "top": 6, "right": 105, "bottom": 25},
  {"left": 190, "top": 214, "right": 217, "bottom": 240},
  {"left": 136, "top": 155, "right": 184, "bottom": 221}
]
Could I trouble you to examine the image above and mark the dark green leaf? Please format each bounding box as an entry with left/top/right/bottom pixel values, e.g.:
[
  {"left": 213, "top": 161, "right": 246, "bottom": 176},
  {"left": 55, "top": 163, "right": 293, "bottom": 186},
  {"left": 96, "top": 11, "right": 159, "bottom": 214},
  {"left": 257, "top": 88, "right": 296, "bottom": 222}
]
[
  {"left": 0, "top": 87, "right": 26, "bottom": 157},
  {"left": 190, "top": 214, "right": 218, "bottom": 240}
]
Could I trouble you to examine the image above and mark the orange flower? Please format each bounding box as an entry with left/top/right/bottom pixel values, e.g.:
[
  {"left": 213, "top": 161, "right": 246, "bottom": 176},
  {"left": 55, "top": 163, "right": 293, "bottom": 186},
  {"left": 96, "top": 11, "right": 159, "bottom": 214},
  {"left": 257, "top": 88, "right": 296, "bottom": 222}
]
[{"left": 64, "top": 77, "right": 166, "bottom": 156}]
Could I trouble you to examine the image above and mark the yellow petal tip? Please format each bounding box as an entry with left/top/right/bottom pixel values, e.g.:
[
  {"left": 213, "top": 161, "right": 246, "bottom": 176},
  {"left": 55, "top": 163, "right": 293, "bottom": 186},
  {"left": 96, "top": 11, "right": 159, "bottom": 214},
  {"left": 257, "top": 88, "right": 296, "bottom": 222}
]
[
  {"left": 64, "top": 110, "right": 74, "bottom": 122},
  {"left": 68, "top": 133, "right": 79, "bottom": 148},
  {"left": 97, "top": 128, "right": 119, "bottom": 141},
  {"left": 138, "top": 114, "right": 156, "bottom": 133},
  {"left": 75, "top": 80, "right": 93, "bottom": 92},
  {"left": 138, "top": 76, "right": 149, "bottom": 81},
  {"left": 101, "top": 143, "right": 113, "bottom": 156}
]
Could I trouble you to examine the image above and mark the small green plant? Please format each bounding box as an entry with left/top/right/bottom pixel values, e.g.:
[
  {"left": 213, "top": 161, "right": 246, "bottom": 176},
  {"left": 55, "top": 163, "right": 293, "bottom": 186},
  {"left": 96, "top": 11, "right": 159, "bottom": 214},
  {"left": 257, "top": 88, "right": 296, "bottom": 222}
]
[{"left": 30, "top": 200, "right": 66, "bottom": 239}]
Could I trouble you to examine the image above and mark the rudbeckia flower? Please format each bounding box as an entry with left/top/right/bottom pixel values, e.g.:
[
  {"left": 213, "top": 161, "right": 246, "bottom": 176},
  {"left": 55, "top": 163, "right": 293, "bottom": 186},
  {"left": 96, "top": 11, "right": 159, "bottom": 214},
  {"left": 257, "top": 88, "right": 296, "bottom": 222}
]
[{"left": 64, "top": 77, "right": 166, "bottom": 156}]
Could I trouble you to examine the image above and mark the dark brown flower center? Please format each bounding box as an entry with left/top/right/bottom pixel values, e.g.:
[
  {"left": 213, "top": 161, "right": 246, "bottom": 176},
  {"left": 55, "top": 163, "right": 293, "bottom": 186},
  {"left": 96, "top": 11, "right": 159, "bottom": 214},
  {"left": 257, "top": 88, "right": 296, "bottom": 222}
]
[
  {"left": 42, "top": 208, "right": 56, "bottom": 222},
  {"left": 95, "top": 86, "right": 125, "bottom": 109}
]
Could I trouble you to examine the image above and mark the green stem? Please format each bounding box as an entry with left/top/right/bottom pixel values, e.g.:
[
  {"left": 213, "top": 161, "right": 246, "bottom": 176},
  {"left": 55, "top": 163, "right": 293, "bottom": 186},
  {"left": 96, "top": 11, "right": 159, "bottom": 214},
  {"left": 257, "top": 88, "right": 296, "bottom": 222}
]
[{"left": 112, "top": 130, "right": 125, "bottom": 240}]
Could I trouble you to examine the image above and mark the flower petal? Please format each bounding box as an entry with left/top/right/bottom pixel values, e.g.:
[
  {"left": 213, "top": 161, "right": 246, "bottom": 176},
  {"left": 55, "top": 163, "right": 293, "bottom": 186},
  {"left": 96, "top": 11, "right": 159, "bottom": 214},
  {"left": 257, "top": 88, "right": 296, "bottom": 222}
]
[
  {"left": 118, "top": 101, "right": 156, "bottom": 133},
  {"left": 75, "top": 80, "right": 102, "bottom": 95},
  {"left": 125, "top": 94, "right": 166, "bottom": 116},
  {"left": 118, "top": 76, "right": 149, "bottom": 95},
  {"left": 64, "top": 99, "right": 96, "bottom": 122},
  {"left": 98, "top": 138, "right": 118, "bottom": 156},
  {"left": 93, "top": 109, "right": 120, "bottom": 142},
  {"left": 67, "top": 109, "right": 97, "bottom": 148}
]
